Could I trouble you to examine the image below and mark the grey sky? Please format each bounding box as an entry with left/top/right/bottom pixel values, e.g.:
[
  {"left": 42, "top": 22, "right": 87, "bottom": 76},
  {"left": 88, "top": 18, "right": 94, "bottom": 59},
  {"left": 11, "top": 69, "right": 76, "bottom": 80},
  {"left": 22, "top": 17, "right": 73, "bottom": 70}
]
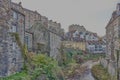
[{"left": 12, "top": 0, "right": 119, "bottom": 36}]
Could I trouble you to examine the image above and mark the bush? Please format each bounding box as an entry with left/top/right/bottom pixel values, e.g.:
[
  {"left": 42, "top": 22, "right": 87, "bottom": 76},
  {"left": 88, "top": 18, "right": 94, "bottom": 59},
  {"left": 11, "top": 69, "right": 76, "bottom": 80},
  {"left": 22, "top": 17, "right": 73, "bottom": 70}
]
[
  {"left": 0, "top": 54, "right": 64, "bottom": 80},
  {"left": 0, "top": 71, "right": 31, "bottom": 80}
]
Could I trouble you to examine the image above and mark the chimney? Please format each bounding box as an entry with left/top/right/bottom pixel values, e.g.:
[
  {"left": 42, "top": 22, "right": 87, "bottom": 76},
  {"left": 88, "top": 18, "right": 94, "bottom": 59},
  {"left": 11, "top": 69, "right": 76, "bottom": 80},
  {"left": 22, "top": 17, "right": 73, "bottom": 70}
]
[{"left": 117, "top": 3, "right": 120, "bottom": 11}]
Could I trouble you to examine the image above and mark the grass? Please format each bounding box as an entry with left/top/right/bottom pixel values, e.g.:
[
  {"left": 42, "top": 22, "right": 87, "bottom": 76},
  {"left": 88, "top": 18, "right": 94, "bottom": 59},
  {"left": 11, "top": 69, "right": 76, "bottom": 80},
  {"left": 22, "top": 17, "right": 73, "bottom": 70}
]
[{"left": 0, "top": 71, "right": 31, "bottom": 80}]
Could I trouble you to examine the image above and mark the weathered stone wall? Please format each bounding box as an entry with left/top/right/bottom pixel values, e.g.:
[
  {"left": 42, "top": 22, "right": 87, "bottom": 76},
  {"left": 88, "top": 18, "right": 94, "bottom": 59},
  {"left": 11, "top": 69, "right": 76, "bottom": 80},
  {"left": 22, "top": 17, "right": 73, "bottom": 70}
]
[
  {"left": 0, "top": 0, "right": 24, "bottom": 77},
  {"left": 23, "top": 8, "right": 41, "bottom": 29},
  {"left": 11, "top": 2, "right": 25, "bottom": 44},
  {"left": 0, "top": 0, "right": 63, "bottom": 77},
  {"left": 48, "top": 20, "right": 61, "bottom": 34},
  {"left": 108, "top": 61, "right": 117, "bottom": 76},
  {"left": 69, "top": 24, "right": 86, "bottom": 32},
  {"left": 49, "top": 32, "right": 61, "bottom": 60},
  {"left": 28, "top": 21, "right": 49, "bottom": 53},
  {"left": 7, "top": 34, "right": 23, "bottom": 76},
  {"left": 0, "top": 0, "right": 11, "bottom": 77},
  {"left": 41, "top": 16, "right": 48, "bottom": 28},
  {"left": 48, "top": 20, "right": 62, "bottom": 60}
]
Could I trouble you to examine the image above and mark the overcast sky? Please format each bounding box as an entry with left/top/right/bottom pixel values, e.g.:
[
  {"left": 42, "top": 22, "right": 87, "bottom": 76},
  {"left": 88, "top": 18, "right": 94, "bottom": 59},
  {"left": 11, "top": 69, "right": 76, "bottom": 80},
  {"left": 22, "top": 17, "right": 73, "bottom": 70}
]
[{"left": 12, "top": 0, "right": 119, "bottom": 36}]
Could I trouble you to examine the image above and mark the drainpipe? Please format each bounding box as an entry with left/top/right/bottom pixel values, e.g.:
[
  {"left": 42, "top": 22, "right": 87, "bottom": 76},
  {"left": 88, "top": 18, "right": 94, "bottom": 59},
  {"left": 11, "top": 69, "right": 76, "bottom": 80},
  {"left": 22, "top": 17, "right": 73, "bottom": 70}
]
[
  {"left": 116, "top": 50, "right": 119, "bottom": 80},
  {"left": 47, "top": 30, "right": 50, "bottom": 56}
]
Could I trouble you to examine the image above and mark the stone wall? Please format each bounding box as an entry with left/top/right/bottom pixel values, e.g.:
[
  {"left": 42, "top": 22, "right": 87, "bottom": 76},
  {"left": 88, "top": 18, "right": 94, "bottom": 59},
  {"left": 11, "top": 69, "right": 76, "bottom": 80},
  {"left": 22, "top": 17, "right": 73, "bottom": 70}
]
[
  {"left": 28, "top": 21, "right": 49, "bottom": 53},
  {"left": 23, "top": 8, "right": 41, "bottom": 29},
  {"left": 48, "top": 20, "right": 62, "bottom": 60},
  {"left": 49, "top": 32, "right": 61, "bottom": 60},
  {"left": 0, "top": 0, "right": 24, "bottom": 77},
  {"left": 108, "top": 61, "right": 117, "bottom": 76},
  {"left": 69, "top": 24, "right": 86, "bottom": 32},
  {"left": 0, "top": 0, "right": 63, "bottom": 77}
]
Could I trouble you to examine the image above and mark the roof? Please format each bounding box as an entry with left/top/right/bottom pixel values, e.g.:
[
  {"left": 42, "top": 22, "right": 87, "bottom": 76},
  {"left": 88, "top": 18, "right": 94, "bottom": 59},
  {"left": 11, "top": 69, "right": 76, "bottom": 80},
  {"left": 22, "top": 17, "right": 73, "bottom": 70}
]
[{"left": 87, "top": 40, "right": 106, "bottom": 45}]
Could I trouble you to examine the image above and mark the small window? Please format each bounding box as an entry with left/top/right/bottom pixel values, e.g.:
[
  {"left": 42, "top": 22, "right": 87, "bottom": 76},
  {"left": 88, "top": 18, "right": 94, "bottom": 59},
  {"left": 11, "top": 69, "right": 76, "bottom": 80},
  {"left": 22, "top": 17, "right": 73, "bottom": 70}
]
[
  {"left": 80, "top": 32, "right": 83, "bottom": 34},
  {"left": 12, "top": 25, "right": 17, "bottom": 32},
  {"left": 95, "top": 45, "right": 97, "bottom": 48},
  {"left": 13, "top": 11, "right": 18, "bottom": 19}
]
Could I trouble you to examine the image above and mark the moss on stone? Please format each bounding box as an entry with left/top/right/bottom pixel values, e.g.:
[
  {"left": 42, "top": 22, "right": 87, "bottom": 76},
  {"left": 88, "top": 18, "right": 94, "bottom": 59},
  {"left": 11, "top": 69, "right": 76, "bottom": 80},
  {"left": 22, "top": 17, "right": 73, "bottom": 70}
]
[{"left": 91, "top": 64, "right": 117, "bottom": 80}]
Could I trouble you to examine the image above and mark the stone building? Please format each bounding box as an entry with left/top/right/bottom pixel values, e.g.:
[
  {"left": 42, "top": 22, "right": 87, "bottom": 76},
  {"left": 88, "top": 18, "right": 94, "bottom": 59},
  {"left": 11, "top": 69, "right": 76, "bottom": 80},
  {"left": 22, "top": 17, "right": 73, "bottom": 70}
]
[
  {"left": 11, "top": 2, "right": 25, "bottom": 44},
  {"left": 64, "top": 24, "right": 101, "bottom": 53},
  {"left": 106, "top": 4, "right": 120, "bottom": 61},
  {"left": 23, "top": 8, "right": 41, "bottom": 29},
  {"left": 105, "top": 3, "right": 120, "bottom": 76},
  {"left": 0, "top": 0, "right": 24, "bottom": 76},
  {"left": 65, "top": 24, "right": 99, "bottom": 41},
  {"left": 86, "top": 40, "right": 106, "bottom": 54},
  {"left": 0, "top": 0, "right": 64, "bottom": 77},
  {"left": 0, "top": 0, "right": 11, "bottom": 77},
  {"left": 69, "top": 24, "right": 86, "bottom": 32},
  {"left": 85, "top": 31, "right": 99, "bottom": 41}
]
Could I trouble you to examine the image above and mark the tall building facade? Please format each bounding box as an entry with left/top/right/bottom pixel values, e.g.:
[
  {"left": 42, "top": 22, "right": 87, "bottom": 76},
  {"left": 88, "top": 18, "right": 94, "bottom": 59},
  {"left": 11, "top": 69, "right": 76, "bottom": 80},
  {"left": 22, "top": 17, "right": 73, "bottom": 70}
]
[
  {"left": 106, "top": 3, "right": 120, "bottom": 61},
  {"left": 0, "top": 0, "right": 64, "bottom": 77},
  {"left": 0, "top": 0, "right": 25, "bottom": 76},
  {"left": 105, "top": 3, "right": 120, "bottom": 76}
]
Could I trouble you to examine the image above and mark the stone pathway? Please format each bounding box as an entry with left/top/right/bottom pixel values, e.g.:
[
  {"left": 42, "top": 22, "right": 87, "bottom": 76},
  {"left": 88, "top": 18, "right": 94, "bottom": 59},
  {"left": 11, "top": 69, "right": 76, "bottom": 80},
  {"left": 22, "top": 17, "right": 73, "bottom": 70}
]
[
  {"left": 79, "top": 69, "right": 95, "bottom": 80},
  {"left": 79, "top": 60, "right": 99, "bottom": 80},
  {"left": 66, "top": 60, "right": 99, "bottom": 80}
]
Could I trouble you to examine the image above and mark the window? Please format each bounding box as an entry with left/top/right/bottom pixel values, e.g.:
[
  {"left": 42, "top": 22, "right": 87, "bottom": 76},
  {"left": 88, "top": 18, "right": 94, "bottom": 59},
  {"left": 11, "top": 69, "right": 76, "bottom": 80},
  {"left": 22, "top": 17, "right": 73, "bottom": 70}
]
[
  {"left": 86, "top": 33, "right": 88, "bottom": 35},
  {"left": 99, "top": 45, "right": 102, "bottom": 48},
  {"left": 95, "top": 45, "right": 97, "bottom": 48},
  {"left": 80, "top": 32, "right": 83, "bottom": 34},
  {"left": 13, "top": 11, "right": 18, "bottom": 19},
  {"left": 12, "top": 25, "right": 17, "bottom": 32}
]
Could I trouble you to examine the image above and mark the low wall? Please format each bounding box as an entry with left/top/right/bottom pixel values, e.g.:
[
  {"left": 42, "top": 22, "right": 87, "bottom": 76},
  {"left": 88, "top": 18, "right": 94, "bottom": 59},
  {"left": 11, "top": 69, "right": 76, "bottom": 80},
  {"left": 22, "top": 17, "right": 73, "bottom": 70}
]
[{"left": 100, "top": 58, "right": 117, "bottom": 76}]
